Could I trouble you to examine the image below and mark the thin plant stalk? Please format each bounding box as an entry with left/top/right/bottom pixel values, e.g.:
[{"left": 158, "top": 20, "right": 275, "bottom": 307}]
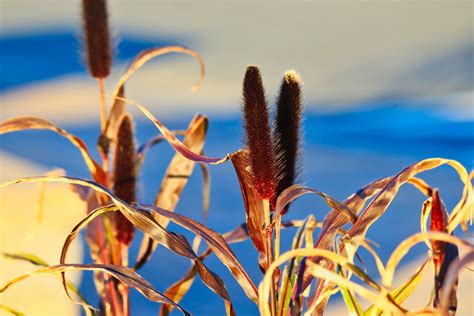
[
  {"left": 99, "top": 78, "right": 107, "bottom": 133},
  {"left": 263, "top": 199, "right": 277, "bottom": 315}
]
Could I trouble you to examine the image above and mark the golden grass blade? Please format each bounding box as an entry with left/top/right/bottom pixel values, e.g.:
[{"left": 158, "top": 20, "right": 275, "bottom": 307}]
[
  {"left": 364, "top": 259, "right": 430, "bottom": 316},
  {"left": 258, "top": 248, "right": 400, "bottom": 316},
  {"left": 137, "top": 203, "right": 258, "bottom": 304},
  {"left": 349, "top": 159, "right": 471, "bottom": 243},
  {"left": 274, "top": 184, "right": 358, "bottom": 223},
  {"left": 1, "top": 176, "right": 241, "bottom": 313},
  {"left": 0, "top": 304, "right": 25, "bottom": 316},
  {"left": 135, "top": 130, "right": 186, "bottom": 172},
  {"left": 155, "top": 114, "right": 208, "bottom": 224},
  {"left": 439, "top": 251, "right": 473, "bottom": 315},
  {"left": 231, "top": 149, "right": 268, "bottom": 270},
  {"left": 113, "top": 95, "right": 231, "bottom": 164},
  {"left": 135, "top": 115, "right": 208, "bottom": 270},
  {"left": 277, "top": 217, "right": 312, "bottom": 316},
  {"left": 0, "top": 263, "right": 190, "bottom": 316},
  {"left": 159, "top": 266, "right": 198, "bottom": 316},
  {"left": 383, "top": 232, "right": 473, "bottom": 289},
  {"left": 97, "top": 86, "right": 125, "bottom": 158},
  {"left": 99, "top": 46, "right": 205, "bottom": 157},
  {"left": 308, "top": 159, "right": 471, "bottom": 312},
  {"left": 61, "top": 204, "right": 236, "bottom": 315},
  {"left": 2, "top": 252, "right": 96, "bottom": 316},
  {"left": 158, "top": 222, "right": 254, "bottom": 316},
  {"left": 0, "top": 117, "right": 106, "bottom": 183}
]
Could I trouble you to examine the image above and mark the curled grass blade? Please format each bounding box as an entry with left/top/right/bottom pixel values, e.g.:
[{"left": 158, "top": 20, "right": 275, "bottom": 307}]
[
  {"left": 365, "top": 259, "right": 429, "bottom": 316},
  {"left": 383, "top": 232, "right": 473, "bottom": 288},
  {"left": 309, "top": 159, "right": 471, "bottom": 311},
  {"left": 258, "top": 248, "right": 400, "bottom": 316},
  {"left": 439, "top": 251, "right": 473, "bottom": 314},
  {"left": 135, "top": 115, "right": 208, "bottom": 270},
  {"left": 1, "top": 176, "right": 238, "bottom": 314},
  {"left": 113, "top": 95, "right": 232, "bottom": 164},
  {"left": 0, "top": 263, "right": 190, "bottom": 316},
  {"left": 277, "top": 216, "right": 312, "bottom": 316},
  {"left": 0, "top": 117, "right": 106, "bottom": 183},
  {"left": 2, "top": 252, "right": 96, "bottom": 316},
  {"left": 274, "top": 184, "right": 359, "bottom": 223},
  {"left": 99, "top": 46, "right": 205, "bottom": 157}
]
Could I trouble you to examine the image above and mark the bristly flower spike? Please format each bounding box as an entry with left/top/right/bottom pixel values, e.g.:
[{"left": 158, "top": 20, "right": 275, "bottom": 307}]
[
  {"left": 112, "top": 114, "right": 136, "bottom": 245},
  {"left": 81, "top": 0, "right": 111, "bottom": 78},
  {"left": 242, "top": 66, "right": 277, "bottom": 203},
  {"left": 274, "top": 70, "right": 303, "bottom": 208}
]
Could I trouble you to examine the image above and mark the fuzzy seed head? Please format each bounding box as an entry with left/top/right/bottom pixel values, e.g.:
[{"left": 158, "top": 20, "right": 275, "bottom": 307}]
[
  {"left": 112, "top": 114, "right": 136, "bottom": 245},
  {"left": 82, "top": 0, "right": 111, "bottom": 78},
  {"left": 242, "top": 65, "right": 277, "bottom": 202},
  {"left": 274, "top": 70, "right": 303, "bottom": 201}
]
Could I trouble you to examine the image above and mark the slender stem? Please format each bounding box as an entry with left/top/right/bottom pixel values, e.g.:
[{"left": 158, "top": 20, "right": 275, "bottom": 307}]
[
  {"left": 263, "top": 199, "right": 277, "bottom": 316},
  {"left": 274, "top": 214, "right": 281, "bottom": 260},
  {"left": 98, "top": 77, "right": 107, "bottom": 132}
]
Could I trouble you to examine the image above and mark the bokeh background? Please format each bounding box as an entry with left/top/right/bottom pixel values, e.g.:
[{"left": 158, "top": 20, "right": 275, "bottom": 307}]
[{"left": 1, "top": 1, "right": 473, "bottom": 315}]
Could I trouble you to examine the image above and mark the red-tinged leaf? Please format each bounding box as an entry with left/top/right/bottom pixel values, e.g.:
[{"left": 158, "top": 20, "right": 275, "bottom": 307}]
[
  {"left": 307, "top": 158, "right": 472, "bottom": 312},
  {"left": 134, "top": 115, "right": 208, "bottom": 270},
  {"left": 159, "top": 223, "right": 251, "bottom": 316},
  {"left": 135, "top": 130, "right": 186, "bottom": 172},
  {"left": 429, "top": 189, "right": 449, "bottom": 269},
  {"left": 98, "top": 86, "right": 125, "bottom": 158},
  {"left": 0, "top": 176, "right": 237, "bottom": 315},
  {"left": 60, "top": 202, "right": 236, "bottom": 316},
  {"left": 427, "top": 190, "right": 459, "bottom": 314},
  {"left": 0, "top": 116, "right": 106, "bottom": 184},
  {"left": 0, "top": 263, "right": 190, "bottom": 316},
  {"left": 99, "top": 45, "right": 205, "bottom": 158},
  {"left": 231, "top": 149, "right": 269, "bottom": 270},
  {"left": 274, "top": 184, "right": 358, "bottom": 224},
  {"left": 439, "top": 251, "right": 473, "bottom": 315},
  {"left": 113, "top": 95, "right": 231, "bottom": 164}
]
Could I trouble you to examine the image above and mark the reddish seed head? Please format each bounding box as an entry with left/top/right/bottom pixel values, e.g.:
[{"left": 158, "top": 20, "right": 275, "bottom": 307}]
[
  {"left": 429, "top": 189, "right": 448, "bottom": 270},
  {"left": 112, "top": 114, "right": 136, "bottom": 245},
  {"left": 81, "top": 0, "right": 111, "bottom": 78},
  {"left": 242, "top": 66, "right": 277, "bottom": 202},
  {"left": 430, "top": 189, "right": 448, "bottom": 233}
]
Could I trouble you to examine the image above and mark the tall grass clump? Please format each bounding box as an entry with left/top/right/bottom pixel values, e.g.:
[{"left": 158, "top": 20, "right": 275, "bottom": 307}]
[{"left": 1, "top": 1, "right": 473, "bottom": 315}]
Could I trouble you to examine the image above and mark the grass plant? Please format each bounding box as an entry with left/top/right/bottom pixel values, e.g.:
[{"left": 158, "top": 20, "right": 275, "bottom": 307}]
[{"left": 0, "top": 1, "right": 472, "bottom": 315}]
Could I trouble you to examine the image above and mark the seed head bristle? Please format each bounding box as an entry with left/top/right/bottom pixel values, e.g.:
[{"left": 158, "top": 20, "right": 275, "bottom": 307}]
[
  {"left": 242, "top": 65, "right": 277, "bottom": 202},
  {"left": 81, "top": 0, "right": 111, "bottom": 78},
  {"left": 274, "top": 70, "right": 303, "bottom": 202},
  {"left": 112, "top": 114, "right": 136, "bottom": 245}
]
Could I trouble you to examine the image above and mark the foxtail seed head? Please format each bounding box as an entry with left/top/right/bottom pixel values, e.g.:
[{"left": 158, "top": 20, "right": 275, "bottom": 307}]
[
  {"left": 274, "top": 70, "right": 303, "bottom": 203},
  {"left": 112, "top": 114, "right": 136, "bottom": 245},
  {"left": 81, "top": 0, "right": 111, "bottom": 78},
  {"left": 242, "top": 66, "right": 277, "bottom": 203}
]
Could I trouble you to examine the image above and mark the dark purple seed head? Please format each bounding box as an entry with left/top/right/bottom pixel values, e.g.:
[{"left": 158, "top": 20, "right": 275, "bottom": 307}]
[
  {"left": 112, "top": 114, "right": 136, "bottom": 245},
  {"left": 242, "top": 65, "right": 277, "bottom": 202},
  {"left": 274, "top": 70, "right": 303, "bottom": 200},
  {"left": 81, "top": 0, "right": 111, "bottom": 78}
]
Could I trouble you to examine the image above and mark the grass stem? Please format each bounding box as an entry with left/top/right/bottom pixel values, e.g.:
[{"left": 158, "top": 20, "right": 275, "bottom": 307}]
[
  {"left": 264, "top": 199, "right": 277, "bottom": 315},
  {"left": 99, "top": 78, "right": 107, "bottom": 132}
]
